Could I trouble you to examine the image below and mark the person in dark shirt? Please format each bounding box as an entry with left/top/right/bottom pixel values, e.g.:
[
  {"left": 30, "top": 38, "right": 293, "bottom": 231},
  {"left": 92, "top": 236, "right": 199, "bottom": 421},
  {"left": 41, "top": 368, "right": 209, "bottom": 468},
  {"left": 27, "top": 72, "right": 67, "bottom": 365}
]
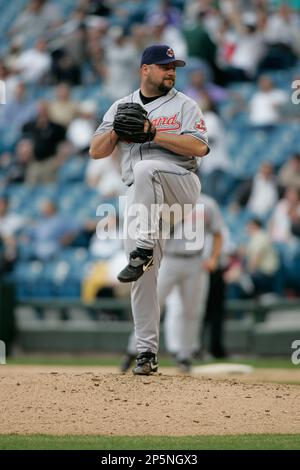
[{"left": 22, "top": 100, "right": 66, "bottom": 183}]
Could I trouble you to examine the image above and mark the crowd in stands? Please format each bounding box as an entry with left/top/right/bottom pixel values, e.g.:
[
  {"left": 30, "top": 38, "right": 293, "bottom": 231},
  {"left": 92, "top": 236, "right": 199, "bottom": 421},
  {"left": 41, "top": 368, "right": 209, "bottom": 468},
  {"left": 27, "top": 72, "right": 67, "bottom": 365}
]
[{"left": 1, "top": 0, "right": 300, "bottom": 307}]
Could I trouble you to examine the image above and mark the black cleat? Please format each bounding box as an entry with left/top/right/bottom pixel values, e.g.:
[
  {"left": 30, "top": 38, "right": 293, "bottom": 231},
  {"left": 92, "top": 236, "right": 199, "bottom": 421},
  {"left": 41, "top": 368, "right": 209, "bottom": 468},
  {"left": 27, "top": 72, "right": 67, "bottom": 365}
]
[
  {"left": 120, "top": 354, "right": 135, "bottom": 373},
  {"left": 132, "top": 351, "right": 158, "bottom": 375},
  {"left": 117, "top": 249, "right": 154, "bottom": 283}
]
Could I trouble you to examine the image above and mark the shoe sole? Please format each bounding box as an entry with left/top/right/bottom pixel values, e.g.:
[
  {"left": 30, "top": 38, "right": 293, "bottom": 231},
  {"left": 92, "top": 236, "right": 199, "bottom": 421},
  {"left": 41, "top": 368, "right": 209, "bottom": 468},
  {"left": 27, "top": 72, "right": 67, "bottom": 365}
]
[
  {"left": 117, "top": 274, "right": 141, "bottom": 283},
  {"left": 117, "top": 258, "right": 154, "bottom": 283},
  {"left": 117, "top": 268, "right": 144, "bottom": 283},
  {"left": 132, "top": 366, "right": 158, "bottom": 375}
]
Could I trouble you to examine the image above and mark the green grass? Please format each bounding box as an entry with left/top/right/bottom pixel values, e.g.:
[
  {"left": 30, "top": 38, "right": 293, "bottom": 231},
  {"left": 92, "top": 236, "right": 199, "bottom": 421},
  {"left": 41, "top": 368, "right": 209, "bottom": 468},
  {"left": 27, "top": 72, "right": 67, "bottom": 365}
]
[
  {"left": 5, "top": 355, "right": 297, "bottom": 369},
  {"left": 6, "top": 355, "right": 124, "bottom": 367},
  {"left": 0, "top": 434, "right": 299, "bottom": 450}
]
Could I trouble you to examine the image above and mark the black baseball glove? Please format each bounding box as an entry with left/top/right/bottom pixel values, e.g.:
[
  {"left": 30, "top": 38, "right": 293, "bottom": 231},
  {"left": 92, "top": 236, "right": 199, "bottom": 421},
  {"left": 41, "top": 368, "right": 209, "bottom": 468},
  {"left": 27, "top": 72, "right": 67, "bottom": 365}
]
[{"left": 113, "top": 103, "right": 156, "bottom": 143}]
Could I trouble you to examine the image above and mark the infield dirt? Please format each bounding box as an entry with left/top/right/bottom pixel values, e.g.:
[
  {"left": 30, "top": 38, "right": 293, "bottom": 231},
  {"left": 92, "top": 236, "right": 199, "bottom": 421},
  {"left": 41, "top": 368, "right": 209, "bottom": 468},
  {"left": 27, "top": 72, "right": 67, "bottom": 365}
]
[{"left": 1, "top": 365, "right": 300, "bottom": 435}]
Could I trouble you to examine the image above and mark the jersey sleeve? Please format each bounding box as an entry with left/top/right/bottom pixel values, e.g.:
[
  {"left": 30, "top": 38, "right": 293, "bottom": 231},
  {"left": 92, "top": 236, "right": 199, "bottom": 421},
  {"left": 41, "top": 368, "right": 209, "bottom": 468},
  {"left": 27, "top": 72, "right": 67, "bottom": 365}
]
[
  {"left": 181, "top": 99, "right": 210, "bottom": 154},
  {"left": 93, "top": 102, "right": 118, "bottom": 136}
]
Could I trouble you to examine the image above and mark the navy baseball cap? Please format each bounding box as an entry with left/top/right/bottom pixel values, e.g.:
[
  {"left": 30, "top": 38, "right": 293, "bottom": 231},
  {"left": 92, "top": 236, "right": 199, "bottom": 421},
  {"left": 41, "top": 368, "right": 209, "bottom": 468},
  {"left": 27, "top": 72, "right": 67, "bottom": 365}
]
[{"left": 140, "top": 45, "right": 186, "bottom": 67}]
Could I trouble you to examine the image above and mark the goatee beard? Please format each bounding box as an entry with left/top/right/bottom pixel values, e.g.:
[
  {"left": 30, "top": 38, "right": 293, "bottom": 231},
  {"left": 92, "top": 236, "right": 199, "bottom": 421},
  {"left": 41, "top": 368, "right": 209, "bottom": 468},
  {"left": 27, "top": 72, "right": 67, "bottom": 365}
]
[{"left": 158, "top": 82, "right": 173, "bottom": 93}]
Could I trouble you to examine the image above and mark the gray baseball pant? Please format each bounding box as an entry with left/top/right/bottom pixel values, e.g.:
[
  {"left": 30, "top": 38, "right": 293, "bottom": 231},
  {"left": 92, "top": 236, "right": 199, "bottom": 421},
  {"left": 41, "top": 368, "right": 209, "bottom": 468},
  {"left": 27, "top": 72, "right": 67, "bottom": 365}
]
[
  {"left": 123, "top": 160, "right": 200, "bottom": 355},
  {"left": 161, "top": 260, "right": 210, "bottom": 359}
]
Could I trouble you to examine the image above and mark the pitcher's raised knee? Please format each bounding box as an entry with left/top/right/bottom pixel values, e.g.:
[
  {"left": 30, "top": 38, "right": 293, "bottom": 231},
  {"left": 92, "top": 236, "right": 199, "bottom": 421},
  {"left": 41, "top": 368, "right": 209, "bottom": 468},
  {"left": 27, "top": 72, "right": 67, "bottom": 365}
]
[{"left": 133, "top": 160, "right": 159, "bottom": 180}]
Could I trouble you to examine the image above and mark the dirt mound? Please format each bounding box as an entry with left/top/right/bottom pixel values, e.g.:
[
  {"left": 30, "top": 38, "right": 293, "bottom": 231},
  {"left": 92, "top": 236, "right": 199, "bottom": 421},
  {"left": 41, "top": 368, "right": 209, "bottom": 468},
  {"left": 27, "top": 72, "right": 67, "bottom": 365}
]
[{"left": 1, "top": 366, "right": 299, "bottom": 435}]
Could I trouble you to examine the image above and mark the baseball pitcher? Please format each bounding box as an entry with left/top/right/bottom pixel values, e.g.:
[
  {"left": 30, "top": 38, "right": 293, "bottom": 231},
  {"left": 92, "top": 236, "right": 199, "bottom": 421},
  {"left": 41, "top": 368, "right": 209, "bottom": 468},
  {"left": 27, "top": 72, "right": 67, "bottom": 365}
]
[{"left": 90, "top": 45, "right": 210, "bottom": 375}]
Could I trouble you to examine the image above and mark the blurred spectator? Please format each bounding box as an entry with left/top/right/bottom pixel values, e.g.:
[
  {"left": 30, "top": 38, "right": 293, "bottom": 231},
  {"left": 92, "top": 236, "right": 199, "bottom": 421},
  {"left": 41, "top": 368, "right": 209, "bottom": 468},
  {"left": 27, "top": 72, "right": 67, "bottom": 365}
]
[
  {"left": 49, "top": 8, "right": 88, "bottom": 66},
  {"left": 224, "top": 249, "right": 254, "bottom": 299},
  {"left": 22, "top": 101, "right": 66, "bottom": 183},
  {"left": 225, "top": 217, "right": 280, "bottom": 299},
  {"left": 245, "top": 218, "right": 280, "bottom": 296},
  {"left": 0, "top": 153, "right": 14, "bottom": 189},
  {"left": 291, "top": 213, "right": 300, "bottom": 239},
  {"left": 215, "top": 16, "right": 237, "bottom": 71},
  {"left": 198, "top": 99, "right": 230, "bottom": 204},
  {"left": 9, "top": 0, "right": 62, "bottom": 45},
  {"left": 0, "top": 196, "right": 27, "bottom": 238},
  {"left": 88, "top": 214, "right": 122, "bottom": 259},
  {"left": 51, "top": 50, "right": 81, "bottom": 85},
  {"left": 278, "top": 154, "right": 300, "bottom": 193},
  {"left": 184, "top": 0, "right": 220, "bottom": 29},
  {"left": 0, "top": 60, "right": 19, "bottom": 102},
  {"left": 48, "top": 83, "right": 78, "bottom": 127},
  {"left": 67, "top": 100, "right": 96, "bottom": 153},
  {"left": 182, "top": 13, "right": 216, "bottom": 71},
  {"left": 249, "top": 75, "right": 288, "bottom": 128},
  {"left": 102, "top": 27, "right": 140, "bottom": 101},
  {"left": 269, "top": 187, "right": 300, "bottom": 243},
  {"left": 202, "top": 225, "right": 231, "bottom": 359},
  {"left": 85, "top": 149, "right": 124, "bottom": 198},
  {"left": 264, "top": 4, "right": 299, "bottom": 47},
  {"left": 14, "top": 39, "right": 52, "bottom": 84},
  {"left": 0, "top": 139, "right": 34, "bottom": 185},
  {"left": 247, "top": 162, "right": 278, "bottom": 217},
  {"left": 82, "top": 214, "right": 125, "bottom": 305},
  {"left": 83, "top": 0, "right": 112, "bottom": 17},
  {"left": 85, "top": 25, "right": 107, "bottom": 84},
  {"left": 232, "top": 162, "right": 278, "bottom": 218},
  {"left": 148, "top": 14, "right": 187, "bottom": 60},
  {"left": 0, "top": 196, "right": 27, "bottom": 273},
  {"left": 224, "top": 11, "right": 266, "bottom": 82},
  {"left": 0, "top": 82, "right": 37, "bottom": 132},
  {"left": 183, "top": 61, "right": 228, "bottom": 107},
  {"left": 261, "top": 4, "right": 299, "bottom": 70},
  {"left": 22, "top": 200, "right": 81, "bottom": 261},
  {"left": 147, "top": 0, "right": 182, "bottom": 28},
  {"left": 4, "top": 39, "right": 23, "bottom": 73},
  {"left": 55, "top": 140, "right": 77, "bottom": 168},
  {"left": 130, "top": 24, "right": 150, "bottom": 56}
]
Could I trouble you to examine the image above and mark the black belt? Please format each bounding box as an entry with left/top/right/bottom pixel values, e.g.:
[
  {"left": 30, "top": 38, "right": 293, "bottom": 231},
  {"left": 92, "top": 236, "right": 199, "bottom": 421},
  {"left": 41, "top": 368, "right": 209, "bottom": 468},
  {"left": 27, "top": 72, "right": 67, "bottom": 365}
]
[{"left": 164, "top": 252, "right": 202, "bottom": 258}]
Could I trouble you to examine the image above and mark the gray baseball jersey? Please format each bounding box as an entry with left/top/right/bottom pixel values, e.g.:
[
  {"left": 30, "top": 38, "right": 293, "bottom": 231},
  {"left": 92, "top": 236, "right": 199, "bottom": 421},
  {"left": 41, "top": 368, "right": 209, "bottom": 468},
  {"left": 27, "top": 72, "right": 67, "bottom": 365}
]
[{"left": 94, "top": 88, "right": 209, "bottom": 186}]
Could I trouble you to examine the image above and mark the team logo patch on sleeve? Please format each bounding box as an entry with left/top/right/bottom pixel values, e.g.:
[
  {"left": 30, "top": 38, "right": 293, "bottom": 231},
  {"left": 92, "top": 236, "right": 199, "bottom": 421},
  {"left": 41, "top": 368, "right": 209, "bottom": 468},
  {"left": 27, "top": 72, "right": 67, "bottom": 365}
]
[{"left": 195, "top": 118, "right": 207, "bottom": 133}]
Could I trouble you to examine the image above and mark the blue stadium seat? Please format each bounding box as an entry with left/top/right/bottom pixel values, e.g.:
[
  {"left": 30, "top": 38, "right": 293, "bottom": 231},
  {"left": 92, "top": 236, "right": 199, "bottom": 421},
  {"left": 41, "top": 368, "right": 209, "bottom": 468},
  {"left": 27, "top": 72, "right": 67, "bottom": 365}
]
[
  {"left": 6, "top": 184, "right": 33, "bottom": 213},
  {"left": 59, "top": 247, "right": 89, "bottom": 266},
  {"left": 275, "top": 242, "right": 300, "bottom": 292},
  {"left": 228, "top": 82, "right": 256, "bottom": 101},
  {"left": 0, "top": 126, "right": 20, "bottom": 152},
  {"left": 17, "top": 185, "right": 59, "bottom": 218},
  {"left": 13, "top": 260, "right": 46, "bottom": 299},
  {"left": 32, "top": 184, "right": 58, "bottom": 199},
  {"left": 42, "top": 254, "right": 91, "bottom": 298},
  {"left": 57, "top": 183, "right": 86, "bottom": 214},
  {"left": 58, "top": 157, "right": 87, "bottom": 183},
  {"left": 263, "top": 70, "right": 293, "bottom": 90},
  {"left": 42, "top": 259, "right": 72, "bottom": 297},
  {"left": 71, "top": 86, "right": 88, "bottom": 101}
]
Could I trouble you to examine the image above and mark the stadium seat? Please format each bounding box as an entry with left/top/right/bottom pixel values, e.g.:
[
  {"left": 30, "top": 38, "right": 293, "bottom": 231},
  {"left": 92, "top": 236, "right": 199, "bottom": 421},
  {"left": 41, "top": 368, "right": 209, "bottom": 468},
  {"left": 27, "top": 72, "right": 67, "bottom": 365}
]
[
  {"left": 58, "top": 157, "right": 87, "bottom": 183},
  {"left": 13, "top": 260, "right": 46, "bottom": 299}
]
